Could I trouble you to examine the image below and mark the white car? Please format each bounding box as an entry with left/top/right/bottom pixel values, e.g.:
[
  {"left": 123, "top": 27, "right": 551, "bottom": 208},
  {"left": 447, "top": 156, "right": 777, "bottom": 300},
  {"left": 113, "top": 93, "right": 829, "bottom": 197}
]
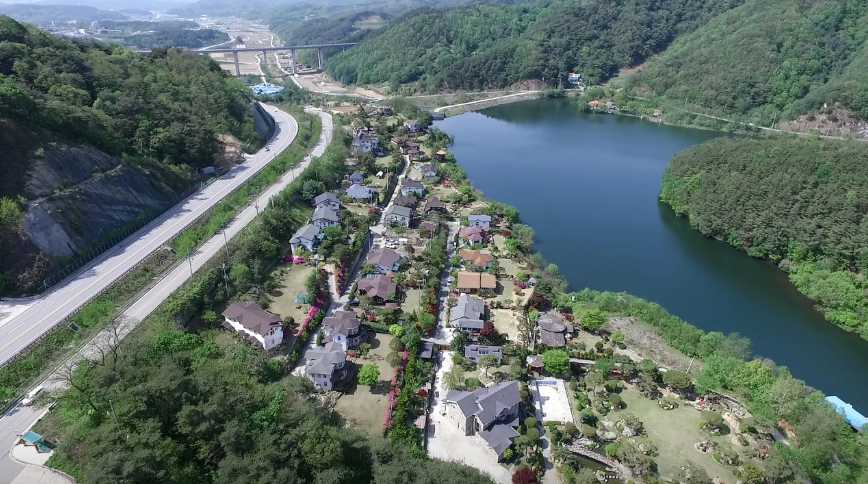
[{"left": 21, "top": 385, "right": 44, "bottom": 406}]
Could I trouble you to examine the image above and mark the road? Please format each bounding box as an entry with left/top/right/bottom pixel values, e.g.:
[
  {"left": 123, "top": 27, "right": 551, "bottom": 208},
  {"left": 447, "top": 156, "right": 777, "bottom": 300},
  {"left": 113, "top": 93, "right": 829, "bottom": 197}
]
[
  {"left": 0, "top": 105, "right": 299, "bottom": 366},
  {"left": 0, "top": 108, "right": 334, "bottom": 484}
]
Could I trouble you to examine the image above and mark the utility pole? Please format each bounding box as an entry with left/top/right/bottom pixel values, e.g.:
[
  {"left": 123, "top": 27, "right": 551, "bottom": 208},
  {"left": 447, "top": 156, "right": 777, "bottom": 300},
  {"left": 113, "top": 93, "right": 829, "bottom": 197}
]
[
  {"left": 187, "top": 249, "right": 193, "bottom": 276},
  {"left": 223, "top": 230, "right": 231, "bottom": 260}
]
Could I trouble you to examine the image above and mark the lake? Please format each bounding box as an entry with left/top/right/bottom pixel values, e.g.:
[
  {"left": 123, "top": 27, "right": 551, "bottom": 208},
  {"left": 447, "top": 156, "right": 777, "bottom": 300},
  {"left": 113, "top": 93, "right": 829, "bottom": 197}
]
[{"left": 436, "top": 98, "right": 868, "bottom": 412}]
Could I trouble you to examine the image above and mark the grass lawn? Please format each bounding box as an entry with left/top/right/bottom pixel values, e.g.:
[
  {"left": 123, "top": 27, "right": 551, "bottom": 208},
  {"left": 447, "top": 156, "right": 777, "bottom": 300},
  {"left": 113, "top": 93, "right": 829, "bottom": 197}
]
[
  {"left": 492, "top": 309, "right": 519, "bottom": 341},
  {"left": 402, "top": 288, "right": 422, "bottom": 314},
  {"left": 493, "top": 234, "right": 509, "bottom": 252},
  {"left": 268, "top": 265, "right": 315, "bottom": 325},
  {"left": 619, "top": 388, "right": 738, "bottom": 482},
  {"left": 334, "top": 333, "right": 395, "bottom": 436}
]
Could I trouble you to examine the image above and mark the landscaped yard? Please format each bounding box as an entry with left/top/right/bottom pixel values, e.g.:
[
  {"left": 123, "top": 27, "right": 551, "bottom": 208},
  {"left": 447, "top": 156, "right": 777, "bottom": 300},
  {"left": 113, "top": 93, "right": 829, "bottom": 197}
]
[
  {"left": 618, "top": 388, "right": 738, "bottom": 482},
  {"left": 491, "top": 308, "right": 519, "bottom": 341},
  {"left": 402, "top": 288, "right": 422, "bottom": 314},
  {"left": 333, "top": 332, "right": 395, "bottom": 436},
  {"left": 268, "top": 265, "right": 315, "bottom": 325}
]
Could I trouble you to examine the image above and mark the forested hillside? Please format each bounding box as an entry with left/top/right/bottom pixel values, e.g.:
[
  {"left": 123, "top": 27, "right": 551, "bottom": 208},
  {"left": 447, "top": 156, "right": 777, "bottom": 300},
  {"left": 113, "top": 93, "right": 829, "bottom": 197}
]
[
  {"left": 326, "top": 0, "right": 744, "bottom": 92},
  {"left": 0, "top": 16, "right": 260, "bottom": 295},
  {"left": 626, "top": 0, "right": 868, "bottom": 127},
  {"left": 660, "top": 137, "right": 868, "bottom": 339}
]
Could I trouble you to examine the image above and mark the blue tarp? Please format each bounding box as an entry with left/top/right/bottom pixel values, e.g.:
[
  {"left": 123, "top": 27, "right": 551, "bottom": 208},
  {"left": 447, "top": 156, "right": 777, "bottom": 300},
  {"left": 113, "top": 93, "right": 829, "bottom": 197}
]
[{"left": 826, "top": 396, "right": 867, "bottom": 431}]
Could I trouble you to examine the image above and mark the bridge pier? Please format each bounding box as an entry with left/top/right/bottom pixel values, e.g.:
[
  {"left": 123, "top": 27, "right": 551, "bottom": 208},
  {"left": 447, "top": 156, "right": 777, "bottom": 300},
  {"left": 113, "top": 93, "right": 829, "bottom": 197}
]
[
  {"left": 290, "top": 49, "right": 296, "bottom": 75},
  {"left": 317, "top": 48, "right": 324, "bottom": 71},
  {"left": 232, "top": 50, "right": 240, "bottom": 77}
]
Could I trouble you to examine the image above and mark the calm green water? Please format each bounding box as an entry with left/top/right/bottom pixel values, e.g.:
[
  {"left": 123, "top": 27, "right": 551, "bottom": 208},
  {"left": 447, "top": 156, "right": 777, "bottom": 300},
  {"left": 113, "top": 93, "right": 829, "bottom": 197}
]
[{"left": 436, "top": 98, "right": 868, "bottom": 412}]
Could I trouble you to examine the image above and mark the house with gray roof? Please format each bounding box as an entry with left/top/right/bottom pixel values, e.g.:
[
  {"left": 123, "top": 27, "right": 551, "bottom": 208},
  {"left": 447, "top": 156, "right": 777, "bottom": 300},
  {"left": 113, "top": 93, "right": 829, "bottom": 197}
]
[
  {"left": 468, "top": 214, "right": 492, "bottom": 230},
  {"left": 400, "top": 179, "right": 425, "bottom": 197},
  {"left": 312, "top": 205, "right": 340, "bottom": 229},
  {"left": 348, "top": 172, "right": 365, "bottom": 185},
  {"left": 305, "top": 342, "right": 348, "bottom": 391},
  {"left": 366, "top": 247, "right": 403, "bottom": 274},
  {"left": 450, "top": 293, "right": 486, "bottom": 333},
  {"left": 419, "top": 163, "right": 438, "bottom": 182},
  {"left": 346, "top": 183, "right": 374, "bottom": 203},
  {"left": 290, "top": 223, "right": 322, "bottom": 253},
  {"left": 314, "top": 192, "right": 340, "bottom": 211},
  {"left": 322, "top": 310, "right": 362, "bottom": 351},
  {"left": 444, "top": 381, "right": 522, "bottom": 459},
  {"left": 393, "top": 194, "right": 419, "bottom": 208},
  {"left": 385, "top": 205, "right": 412, "bottom": 227},
  {"left": 465, "top": 344, "right": 503, "bottom": 364}
]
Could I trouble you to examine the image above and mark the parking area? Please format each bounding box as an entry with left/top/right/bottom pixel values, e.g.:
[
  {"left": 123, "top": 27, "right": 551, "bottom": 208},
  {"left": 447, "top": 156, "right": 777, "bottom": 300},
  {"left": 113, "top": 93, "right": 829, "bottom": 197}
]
[{"left": 531, "top": 378, "right": 573, "bottom": 424}]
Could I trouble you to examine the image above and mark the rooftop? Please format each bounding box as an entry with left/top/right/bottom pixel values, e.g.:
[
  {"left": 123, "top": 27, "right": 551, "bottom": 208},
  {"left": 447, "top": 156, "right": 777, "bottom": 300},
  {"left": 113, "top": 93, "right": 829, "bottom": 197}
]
[{"left": 223, "top": 302, "right": 282, "bottom": 337}]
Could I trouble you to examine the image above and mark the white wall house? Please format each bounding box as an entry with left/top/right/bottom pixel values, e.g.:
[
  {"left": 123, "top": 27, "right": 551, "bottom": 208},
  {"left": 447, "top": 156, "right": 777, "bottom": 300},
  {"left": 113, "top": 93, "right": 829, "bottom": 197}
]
[{"left": 222, "top": 302, "right": 284, "bottom": 351}]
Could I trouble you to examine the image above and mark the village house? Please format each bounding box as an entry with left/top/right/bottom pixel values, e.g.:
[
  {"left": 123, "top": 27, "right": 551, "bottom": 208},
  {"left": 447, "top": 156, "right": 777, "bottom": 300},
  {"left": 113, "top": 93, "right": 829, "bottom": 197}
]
[
  {"left": 467, "top": 214, "right": 492, "bottom": 230},
  {"left": 434, "top": 149, "right": 448, "bottom": 161},
  {"left": 346, "top": 183, "right": 375, "bottom": 203},
  {"left": 404, "top": 119, "right": 423, "bottom": 133},
  {"left": 400, "top": 179, "right": 426, "bottom": 197},
  {"left": 348, "top": 172, "right": 366, "bottom": 185},
  {"left": 538, "top": 310, "right": 571, "bottom": 348},
  {"left": 385, "top": 205, "right": 413, "bottom": 227},
  {"left": 459, "top": 226, "right": 487, "bottom": 246},
  {"left": 465, "top": 344, "right": 503, "bottom": 364},
  {"left": 352, "top": 128, "right": 381, "bottom": 155},
  {"left": 456, "top": 271, "right": 497, "bottom": 295},
  {"left": 366, "top": 247, "right": 403, "bottom": 273},
  {"left": 357, "top": 274, "right": 398, "bottom": 304},
  {"left": 305, "top": 342, "right": 348, "bottom": 391},
  {"left": 444, "top": 381, "right": 522, "bottom": 460},
  {"left": 393, "top": 194, "right": 419, "bottom": 208},
  {"left": 423, "top": 196, "right": 448, "bottom": 216},
  {"left": 419, "top": 220, "right": 438, "bottom": 238},
  {"left": 419, "top": 163, "right": 438, "bottom": 182},
  {"left": 312, "top": 205, "right": 340, "bottom": 229},
  {"left": 222, "top": 302, "right": 284, "bottom": 351},
  {"left": 450, "top": 293, "right": 486, "bottom": 334},
  {"left": 290, "top": 223, "right": 322, "bottom": 253},
  {"left": 459, "top": 249, "right": 494, "bottom": 270},
  {"left": 322, "top": 310, "right": 362, "bottom": 351},
  {"left": 314, "top": 192, "right": 341, "bottom": 211}
]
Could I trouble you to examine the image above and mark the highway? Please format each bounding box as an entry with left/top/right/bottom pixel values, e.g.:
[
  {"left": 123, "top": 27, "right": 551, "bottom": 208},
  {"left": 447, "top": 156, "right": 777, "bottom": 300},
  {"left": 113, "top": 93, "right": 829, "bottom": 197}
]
[
  {"left": 0, "top": 108, "right": 334, "bottom": 484},
  {"left": 0, "top": 104, "right": 297, "bottom": 366}
]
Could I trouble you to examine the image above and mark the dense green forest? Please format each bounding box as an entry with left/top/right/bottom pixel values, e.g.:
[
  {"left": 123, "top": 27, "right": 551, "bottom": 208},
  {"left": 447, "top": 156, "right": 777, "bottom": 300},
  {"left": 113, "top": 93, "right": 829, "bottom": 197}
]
[
  {"left": 0, "top": 16, "right": 257, "bottom": 167},
  {"left": 660, "top": 137, "right": 868, "bottom": 339},
  {"left": 325, "top": 0, "right": 745, "bottom": 92},
  {"left": 626, "top": 0, "right": 868, "bottom": 126},
  {"left": 0, "top": 16, "right": 260, "bottom": 294},
  {"left": 44, "top": 324, "right": 493, "bottom": 483}
]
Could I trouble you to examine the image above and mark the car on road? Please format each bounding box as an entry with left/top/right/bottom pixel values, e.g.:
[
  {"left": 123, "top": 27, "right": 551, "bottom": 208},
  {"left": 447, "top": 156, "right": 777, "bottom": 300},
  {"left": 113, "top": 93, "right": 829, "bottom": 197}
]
[{"left": 21, "top": 385, "right": 44, "bottom": 406}]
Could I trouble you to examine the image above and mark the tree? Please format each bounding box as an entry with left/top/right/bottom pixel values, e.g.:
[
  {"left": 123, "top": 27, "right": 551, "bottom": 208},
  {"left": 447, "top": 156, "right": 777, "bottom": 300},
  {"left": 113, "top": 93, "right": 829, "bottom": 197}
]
[
  {"left": 479, "top": 321, "right": 496, "bottom": 338},
  {"left": 581, "top": 309, "right": 607, "bottom": 332},
  {"left": 387, "top": 351, "right": 403, "bottom": 368},
  {"left": 542, "top": 349, "right": 570, "bottom": 376},
  {"left": 479, "top": 355, "right": 498, "bottom": 376},
  {"left": 301, "top": 180, "right": 326, "bottom": 200},
  {"left": 358, "top": 363, "right": 380, "bottom": 386},
  {"left": 388, "top": 324, "right": 405, "bottom": 338},
  {"left": 662, "top": 370, "right": 692, "bottom": 392},
  {"left": 512, "top": 466, "right": 538, "bottom": 484}
]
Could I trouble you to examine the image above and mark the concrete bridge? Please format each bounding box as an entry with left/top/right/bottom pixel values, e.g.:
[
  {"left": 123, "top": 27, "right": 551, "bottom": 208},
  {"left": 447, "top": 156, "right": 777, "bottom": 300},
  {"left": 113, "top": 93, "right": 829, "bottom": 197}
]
[{"left": 138, "top": 43, "right": 358, "bottom": 76}]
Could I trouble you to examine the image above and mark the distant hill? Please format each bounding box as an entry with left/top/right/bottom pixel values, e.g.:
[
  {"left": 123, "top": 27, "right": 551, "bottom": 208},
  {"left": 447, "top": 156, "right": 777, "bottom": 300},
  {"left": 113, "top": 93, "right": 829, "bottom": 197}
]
[
  {"left": 0, "top": 3, "right": 126, "bottom": 27},
  {"left": 0, "top": 16, "right": 260, "bottom": 295},
  {"left": 325, "top": 0, "right": 745, "bottom": 92},
  {"left": 625, "top": 0, "right": 868, "bottom": 126}
]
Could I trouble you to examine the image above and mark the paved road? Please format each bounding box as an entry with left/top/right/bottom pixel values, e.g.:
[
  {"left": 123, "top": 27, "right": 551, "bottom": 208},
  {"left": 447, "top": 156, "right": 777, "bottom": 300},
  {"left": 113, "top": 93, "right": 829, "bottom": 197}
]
[
  {"left": 0, "top": 108, "right": 334, "bottom": 484},
  {"left": 0, "top": 105, "right": 298, "bottom": 366}
]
